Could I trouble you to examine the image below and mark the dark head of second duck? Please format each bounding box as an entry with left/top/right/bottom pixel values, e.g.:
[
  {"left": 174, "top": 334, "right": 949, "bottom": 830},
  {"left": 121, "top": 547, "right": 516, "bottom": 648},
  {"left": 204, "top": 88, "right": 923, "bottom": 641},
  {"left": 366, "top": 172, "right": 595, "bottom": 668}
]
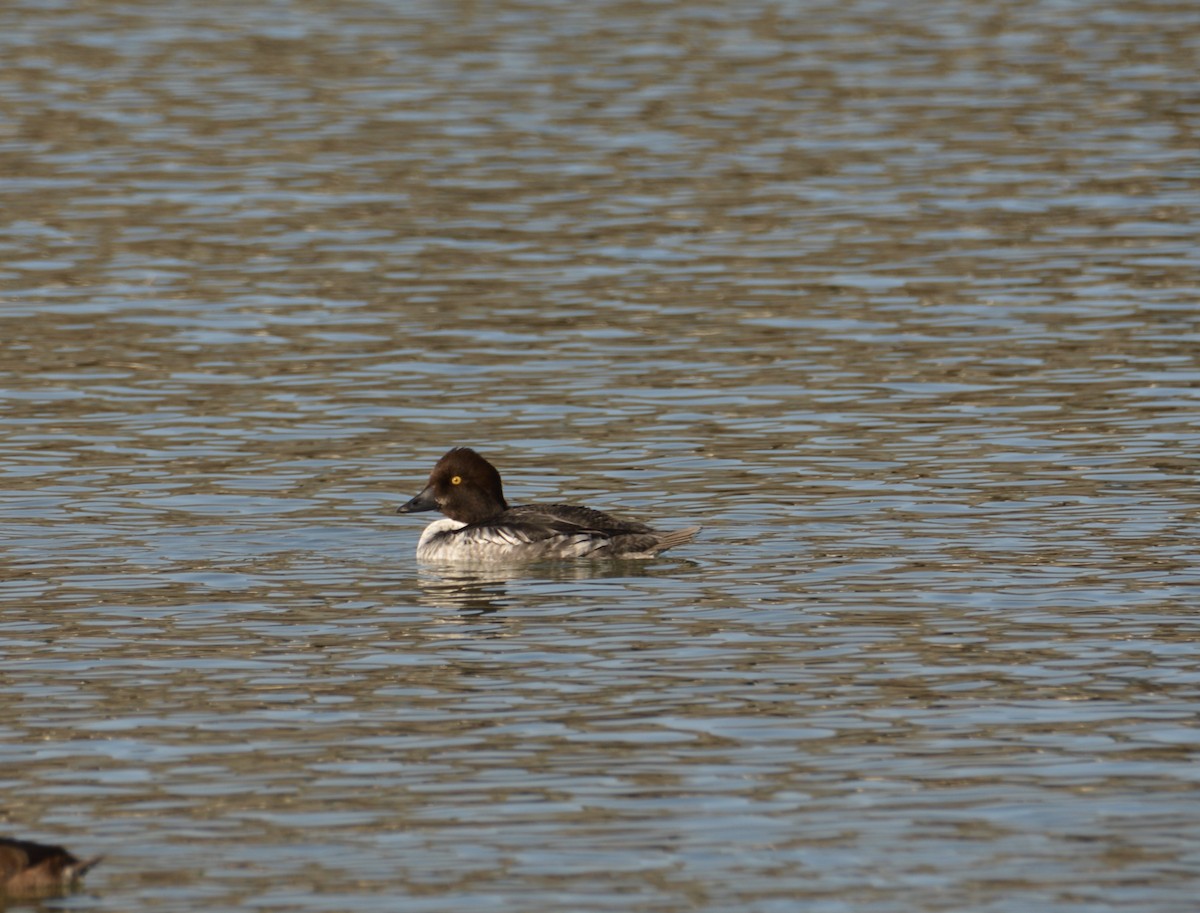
[{"left": 396, "top": 447, "right": 700, "bottom": 563}]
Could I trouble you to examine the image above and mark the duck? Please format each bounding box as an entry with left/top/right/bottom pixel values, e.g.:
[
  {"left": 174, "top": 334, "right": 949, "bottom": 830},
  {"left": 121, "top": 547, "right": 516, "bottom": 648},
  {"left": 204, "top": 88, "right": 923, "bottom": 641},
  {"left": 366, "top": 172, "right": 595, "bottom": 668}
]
[
  {"left": 0, "top": 837, "right": 101, "bottom": 897},
  {"left": 396, "top": 447, "right": 700, "bottom": 562}
]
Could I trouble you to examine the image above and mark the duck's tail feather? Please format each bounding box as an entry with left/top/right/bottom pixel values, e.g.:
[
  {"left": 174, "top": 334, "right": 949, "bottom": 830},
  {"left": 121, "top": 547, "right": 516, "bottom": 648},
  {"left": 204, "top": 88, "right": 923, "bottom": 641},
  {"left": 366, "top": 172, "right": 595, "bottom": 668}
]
[
  {"left": 64, "top": 855, "right": 103, "bottom": 883},
  {"left": 652, "top": 525, "right": 701, "bottom": 554}
]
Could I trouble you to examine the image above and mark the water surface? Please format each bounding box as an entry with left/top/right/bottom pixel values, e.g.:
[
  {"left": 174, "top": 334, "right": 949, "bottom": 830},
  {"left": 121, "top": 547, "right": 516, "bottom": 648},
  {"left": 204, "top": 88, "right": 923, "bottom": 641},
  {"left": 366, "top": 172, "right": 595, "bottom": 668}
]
[{"left": 2, "top": 1, "right": 1199, "bottom": 911}]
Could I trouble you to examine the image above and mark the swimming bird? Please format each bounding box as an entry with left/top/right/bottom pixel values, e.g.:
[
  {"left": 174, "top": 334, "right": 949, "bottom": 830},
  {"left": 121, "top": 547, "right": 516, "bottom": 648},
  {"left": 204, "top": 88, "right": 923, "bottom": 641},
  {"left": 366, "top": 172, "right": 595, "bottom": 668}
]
[
  {"left": 0, "top": 837, "right": 101, "bottom": 897},
  {"left": 396, "top": 447, "right": 700, "bottom": 562}
]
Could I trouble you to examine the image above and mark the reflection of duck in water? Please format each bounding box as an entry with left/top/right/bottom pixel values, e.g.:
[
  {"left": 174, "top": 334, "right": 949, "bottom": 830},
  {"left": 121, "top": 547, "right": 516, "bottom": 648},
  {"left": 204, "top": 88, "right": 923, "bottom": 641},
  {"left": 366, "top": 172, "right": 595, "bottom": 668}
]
[
  {"left": 0, "top": 837, "right": 101, "bottom": 898},
  {"left": 413, "top": 564, "right": 516, "bottom": 613},
  {"left": 397, "top": 448, "right": 700, "bottom": 563},
  {"left": 411, "top": 555, "right": 669, "bottom": 613}
]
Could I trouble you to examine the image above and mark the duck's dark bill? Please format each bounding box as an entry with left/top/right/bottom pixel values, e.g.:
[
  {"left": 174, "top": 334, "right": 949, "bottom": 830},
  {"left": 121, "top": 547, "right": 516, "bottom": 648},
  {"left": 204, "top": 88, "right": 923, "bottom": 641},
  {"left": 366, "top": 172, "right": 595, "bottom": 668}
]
[{"left": 397, "top": 485, "right": 438, "bottom": 514}]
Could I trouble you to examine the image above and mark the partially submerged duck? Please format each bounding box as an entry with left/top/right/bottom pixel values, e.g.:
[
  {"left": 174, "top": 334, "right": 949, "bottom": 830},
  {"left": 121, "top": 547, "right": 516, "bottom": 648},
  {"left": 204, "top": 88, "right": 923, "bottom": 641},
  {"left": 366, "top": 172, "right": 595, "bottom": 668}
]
[{"left": 0, "top": 837, "right": 101, "bottom": 897}]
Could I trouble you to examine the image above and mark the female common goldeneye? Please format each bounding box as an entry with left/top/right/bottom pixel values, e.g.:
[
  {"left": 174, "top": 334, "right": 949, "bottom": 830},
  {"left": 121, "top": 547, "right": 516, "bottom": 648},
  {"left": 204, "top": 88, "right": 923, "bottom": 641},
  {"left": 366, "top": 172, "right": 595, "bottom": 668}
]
[{"left": 396, "top": 447, "right": 700, "bottom": 563}]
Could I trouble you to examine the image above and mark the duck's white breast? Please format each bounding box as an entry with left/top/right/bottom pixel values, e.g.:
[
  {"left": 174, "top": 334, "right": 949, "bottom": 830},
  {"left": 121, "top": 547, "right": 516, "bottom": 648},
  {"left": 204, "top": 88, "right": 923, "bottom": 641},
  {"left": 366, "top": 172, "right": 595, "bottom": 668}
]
[
  {"left": 415, "top": 519, "right": 605, "bottom": 563},
  {"left": 415, "top": 518, "right": 467, "bottom": 559}
]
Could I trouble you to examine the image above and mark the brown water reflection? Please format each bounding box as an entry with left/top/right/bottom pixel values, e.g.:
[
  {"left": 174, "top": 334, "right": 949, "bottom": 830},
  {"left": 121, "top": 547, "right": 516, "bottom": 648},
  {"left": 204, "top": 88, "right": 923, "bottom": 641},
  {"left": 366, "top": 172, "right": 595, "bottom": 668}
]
[{"left": 2, "top": 1, "right": 1200, "bottom": 911}]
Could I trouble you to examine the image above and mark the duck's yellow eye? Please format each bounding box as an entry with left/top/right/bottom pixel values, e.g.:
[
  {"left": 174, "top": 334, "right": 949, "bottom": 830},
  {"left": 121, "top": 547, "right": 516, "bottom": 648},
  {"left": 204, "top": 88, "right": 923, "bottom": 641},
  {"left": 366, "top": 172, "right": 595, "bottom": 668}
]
[{"left": 451, "top": 475, "right": 462, "bottom": 485}]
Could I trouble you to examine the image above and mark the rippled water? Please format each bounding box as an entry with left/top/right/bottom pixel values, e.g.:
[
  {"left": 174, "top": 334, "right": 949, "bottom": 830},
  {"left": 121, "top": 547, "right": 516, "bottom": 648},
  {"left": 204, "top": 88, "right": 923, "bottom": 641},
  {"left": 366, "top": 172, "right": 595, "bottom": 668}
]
[{"left": 2, "top": 1, "right": 1199, "bottom": 910}]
